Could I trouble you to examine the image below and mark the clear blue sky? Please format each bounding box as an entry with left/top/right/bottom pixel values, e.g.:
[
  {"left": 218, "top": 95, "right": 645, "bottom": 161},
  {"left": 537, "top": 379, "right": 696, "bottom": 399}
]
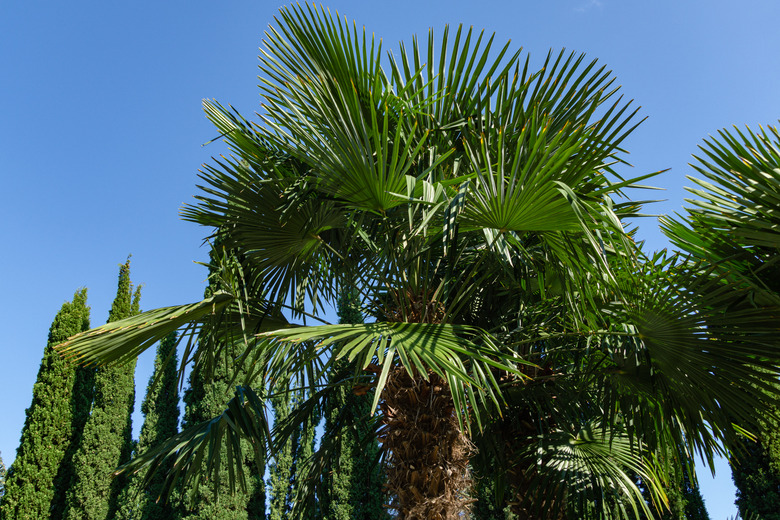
[{"left": 3, "top": 1, "right": 779, "bottom": 517}]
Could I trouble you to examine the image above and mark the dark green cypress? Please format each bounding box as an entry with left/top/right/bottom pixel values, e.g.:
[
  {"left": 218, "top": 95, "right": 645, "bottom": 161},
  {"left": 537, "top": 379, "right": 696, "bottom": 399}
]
[
  {"left": 268, "top": 386, "right": 295, "bottom": 520},
  {"left": 732, "top": 419, "right": 780, "bottom": 520},
  {"left": 268, "top": 384, "right": 316, "bottom": 520},
  {"left": 659, "top": 466, "right": 711, "bottom": 520},
  {"left": 176, "top": 342, "right": 266, "bottom": 520},
  {"left": 320, "top": 288, "right": 386, "bottom": 520},
  {"left": 680, "top": 468, "right": 710, "bottom": 520},
  {"left": 632, "top": 463, "right": 710, "bottom": 520},
  {"left": 470, "top": 476, "right": 515, "bottom": 520},
  {"left": 0, "top": 289, "right": 91, "bottom": 520},
  {"left": 64, "top": 260, "right": 141, "bottom": 520},
  {"left": 175, "top": 245, "right": 265, "bottom": 520},
  {"left": 117, "top": 332, "right": 180, "bottom": 520},
  {"left": 292, "top": 393, "right": 317, "bottom": 520}
]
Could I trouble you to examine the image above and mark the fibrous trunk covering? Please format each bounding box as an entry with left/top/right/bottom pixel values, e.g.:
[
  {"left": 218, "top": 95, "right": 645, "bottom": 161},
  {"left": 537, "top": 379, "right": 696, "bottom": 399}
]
[{"left": 379, "top": 366, "right": 473, "bottom": 519}]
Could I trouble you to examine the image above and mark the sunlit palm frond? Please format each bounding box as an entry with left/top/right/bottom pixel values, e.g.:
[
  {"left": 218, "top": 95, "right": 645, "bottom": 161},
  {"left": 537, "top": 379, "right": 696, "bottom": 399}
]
[
  {"left": 688, "top": 124, "right": 780, "bottom": 250},
  {"left": 257, "top": 4, "right": 451, "bottom": 213},
  {"left": 260, "top": 322, "right": 531, "bottom": 432},
  {"left": 55, "top": 293, "right": 233, "bottom": 368},
  {"left": 661, "top": 122, "right": 780, "bottom": 306}
]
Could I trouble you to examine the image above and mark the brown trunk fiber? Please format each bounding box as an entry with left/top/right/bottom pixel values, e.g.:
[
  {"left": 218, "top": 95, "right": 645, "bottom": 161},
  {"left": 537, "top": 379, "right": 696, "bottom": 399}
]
[{"left": 378, "top": 366, "right": 473, "bottom": 519}]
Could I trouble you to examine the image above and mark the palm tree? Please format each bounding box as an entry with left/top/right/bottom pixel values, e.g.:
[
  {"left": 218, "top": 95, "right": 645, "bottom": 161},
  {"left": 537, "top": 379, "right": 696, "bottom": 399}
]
[
  {"left": 58, "top": 6, "right": 780, "bottom": 519},
  {"left": 662, "top": 123, "right": 780, "bottom": 520}
]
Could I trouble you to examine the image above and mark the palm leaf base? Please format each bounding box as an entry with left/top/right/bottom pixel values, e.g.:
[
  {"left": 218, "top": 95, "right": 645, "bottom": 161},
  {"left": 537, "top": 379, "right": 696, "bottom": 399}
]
[{"left": 378, "top": 366, "right": 473, "bottom": 519}]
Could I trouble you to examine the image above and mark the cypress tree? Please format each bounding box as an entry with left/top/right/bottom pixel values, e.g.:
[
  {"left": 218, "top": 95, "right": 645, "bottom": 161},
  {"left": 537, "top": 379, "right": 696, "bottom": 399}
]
[
  {"left": 631, "top": 462, "right": 710, "bottom": 520},
  {"left": 470, "top": 477, "right": 516, "bottom": 520},
  {"left": 0, "top": 289, "right": 91, "bottom": 520},
  {"left": 268, "top": 386, "right": 295, "bottom": 520},
  {"left": 175, "top": 245, "right": 265, "bottom": 520},
  {"left": 292, "top": 389, "right": 317, "bottom": 520},
  {"left": 64, "top": 259, "right": 141, "bottom": 520},
  {"left": 268, "top": 385, "right": 316, "bottom": 520},
  {"left": 176, "top": 341, "right": 266, "bottom": 520},
  {"left": 680, "top": 468, "right": 710, "bottom": 520},
  {"left": 658, "top": 465, "right": 711, "bottom": 520},
  {"left": 732, "top": 419, "right": 780, "bottom": 520},
  {"left": 320, "top": 289, "right": 386, "bottom": 520},
  {"left": 116, "top": 331, "right": 180, "bottom": 520}
]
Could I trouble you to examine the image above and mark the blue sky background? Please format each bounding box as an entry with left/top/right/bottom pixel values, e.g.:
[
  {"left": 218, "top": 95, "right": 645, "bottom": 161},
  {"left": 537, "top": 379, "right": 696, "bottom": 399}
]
[{"left": 3, "top": 1, "right": 780, "bottom": 517}]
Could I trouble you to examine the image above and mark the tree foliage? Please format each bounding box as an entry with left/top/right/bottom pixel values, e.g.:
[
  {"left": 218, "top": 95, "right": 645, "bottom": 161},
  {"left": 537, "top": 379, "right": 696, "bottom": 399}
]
[
  {"left": 679, "top": 469, "right": 711, "bottom": 520},
  {"left": 268, "top": 384, "right": 295, "bottom": 520},
  {"left": 731, "top": 432, "right": 780, "bottom": 520},
  {"left": 661, "top": 123, "right": 780, "bottom": 520},
  {"left": 63, "top": 260, "right": 141, "bottom": 520},
  {"left": 0, "top": 289, "right": 91, "bottom": 520},
  {"left": 0, "top": 452, "right": 5, "bottom": 502},
  {"left": 176, "top": 341, "right": 266, "bottom": 520},
  {"left": 638, "top": 464, "right": 710, "bottom": 520},
  {"left": 175, "top": 246, "right": 266, "bottom": 520},
  {"left": 116, "top": 331, "right": 180, "bottom": 520}
]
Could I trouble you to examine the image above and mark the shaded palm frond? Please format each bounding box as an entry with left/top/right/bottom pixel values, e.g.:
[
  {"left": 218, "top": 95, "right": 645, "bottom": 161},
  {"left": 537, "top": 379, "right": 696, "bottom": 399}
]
[{"left": 115, "top": 386, "right": 270, "bottom": 507}]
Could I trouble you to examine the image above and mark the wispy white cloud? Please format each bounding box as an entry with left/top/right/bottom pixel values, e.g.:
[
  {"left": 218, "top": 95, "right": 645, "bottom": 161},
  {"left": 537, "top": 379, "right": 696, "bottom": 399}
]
[{"left": 575, "top": 0, "right": 604, "bottom": 12}]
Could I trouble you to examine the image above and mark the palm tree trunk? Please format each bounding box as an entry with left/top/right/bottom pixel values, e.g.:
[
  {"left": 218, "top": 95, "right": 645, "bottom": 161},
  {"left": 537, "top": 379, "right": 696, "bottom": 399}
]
[{"left": 379, "top": 366, "right": 473, "bottom": 519}]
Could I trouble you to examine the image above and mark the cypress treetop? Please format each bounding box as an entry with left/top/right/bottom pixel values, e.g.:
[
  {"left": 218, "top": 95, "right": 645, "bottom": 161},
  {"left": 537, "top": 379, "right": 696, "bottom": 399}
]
[{"left": 63, "top": 260, "right": 141, "bottom": 520}]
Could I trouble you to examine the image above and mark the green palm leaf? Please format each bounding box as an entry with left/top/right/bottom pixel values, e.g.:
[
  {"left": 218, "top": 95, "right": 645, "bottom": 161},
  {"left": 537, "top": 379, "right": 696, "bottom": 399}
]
[
  {"left": 116, "top": 386, "right": 270, "bottom": 506},
  {"left": 661, "top": 123, "right": 780, "bottom": 270},
  {"left": 56, "top": 293, "right": 234, "bottom": 367},
  {"left": 259, "top": 322, "right": 531, "bottom": 432}
]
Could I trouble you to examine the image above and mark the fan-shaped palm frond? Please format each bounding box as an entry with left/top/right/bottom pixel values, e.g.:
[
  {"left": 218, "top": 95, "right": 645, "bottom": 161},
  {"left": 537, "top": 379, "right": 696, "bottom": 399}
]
[
  {"left": 117, "top": 386, "right": 270, "bottom": 507},
  {"left": 661, "top": 123, "right": 780, "bottom": 304}
]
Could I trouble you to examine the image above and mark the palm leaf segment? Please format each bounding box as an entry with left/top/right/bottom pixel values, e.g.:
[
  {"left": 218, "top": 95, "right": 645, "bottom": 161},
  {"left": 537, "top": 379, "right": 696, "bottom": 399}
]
[
  {"left": 53, "top": 5, "right": 780, "bottom": 519},
  {"left": 661, "top": 123, "right": 780, "bottom": 305}
]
